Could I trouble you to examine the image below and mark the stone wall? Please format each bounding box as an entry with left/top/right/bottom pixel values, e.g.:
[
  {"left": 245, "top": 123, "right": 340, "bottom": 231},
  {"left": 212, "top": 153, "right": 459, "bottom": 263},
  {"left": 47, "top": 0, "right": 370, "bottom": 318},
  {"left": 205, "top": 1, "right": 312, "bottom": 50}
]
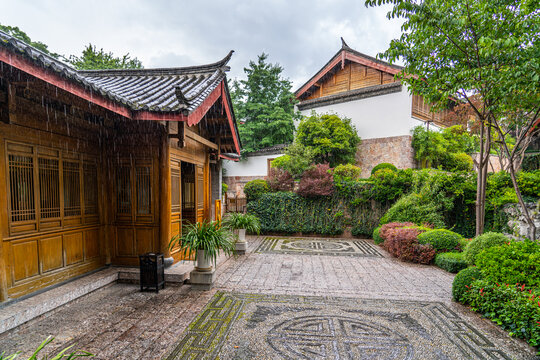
[
  {"left": 503, "top": 202, "right": 540, "bottom": 240},
  {"left": 356, "top": 135, "right": 417, "bottom": 177}
]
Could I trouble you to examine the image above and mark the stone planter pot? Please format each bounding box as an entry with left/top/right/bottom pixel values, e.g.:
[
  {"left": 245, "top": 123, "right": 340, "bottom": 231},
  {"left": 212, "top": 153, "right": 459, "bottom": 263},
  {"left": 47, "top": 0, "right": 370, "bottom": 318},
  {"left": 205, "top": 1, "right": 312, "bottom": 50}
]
[
  {"left": 234, "top": 229, "right": 247, "bottom": 255},
  {"left": 195, "top": 249, "right": 213, "bottom": 272},
  {"left": 237, "top": 229, "right": 246, "bottom": 242}
]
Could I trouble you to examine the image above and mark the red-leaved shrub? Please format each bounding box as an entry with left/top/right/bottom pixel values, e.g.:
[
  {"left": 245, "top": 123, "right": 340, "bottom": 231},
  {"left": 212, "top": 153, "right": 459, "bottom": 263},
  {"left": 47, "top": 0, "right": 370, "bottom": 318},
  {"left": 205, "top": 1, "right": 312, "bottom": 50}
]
[
  {"left": 379, "top": 222, "right": 416, "bottom": 242},
  {"left": 297, "top": 164, "right": 334, "bottom": 197},
  {"left": 383, "top": 226, "right": 436, "bottom": 264},
  {"left": 267, "top": 167, "right": 295, "bottom": 192}
]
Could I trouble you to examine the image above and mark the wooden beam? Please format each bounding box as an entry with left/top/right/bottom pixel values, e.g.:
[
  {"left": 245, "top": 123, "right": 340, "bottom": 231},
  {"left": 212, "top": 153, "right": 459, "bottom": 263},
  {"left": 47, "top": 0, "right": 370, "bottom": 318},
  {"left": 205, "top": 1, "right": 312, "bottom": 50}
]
[
  {"left": 7, "top": 83, "right": 15, "bottom": 124},
  {"left": 184, "top": 127, "right": 218, "bottom": 150}
]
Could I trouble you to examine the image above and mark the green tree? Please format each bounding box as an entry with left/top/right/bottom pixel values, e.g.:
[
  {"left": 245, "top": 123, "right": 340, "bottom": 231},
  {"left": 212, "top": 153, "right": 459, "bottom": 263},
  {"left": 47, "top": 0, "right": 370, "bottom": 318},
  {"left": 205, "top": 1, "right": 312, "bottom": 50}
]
[
  {"left": 296, "top": 113, "right": 361, "bottom": 167},
  {"left": 69, "top": 44, "right": 143, "bottom": 70},
  {"left": 366, "top": 0, "right": 540, "bottom": 238},
  {"left": 231, "top": 53, "right": 297, "bottom": 153},
  {"left": 0, "top": 23, "right": 60, "bottom": 58}
]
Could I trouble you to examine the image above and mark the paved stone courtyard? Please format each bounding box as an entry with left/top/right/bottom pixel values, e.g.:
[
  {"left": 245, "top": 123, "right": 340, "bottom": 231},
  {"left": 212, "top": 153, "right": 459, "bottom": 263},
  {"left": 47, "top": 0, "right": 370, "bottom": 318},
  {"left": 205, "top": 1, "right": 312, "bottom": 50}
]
[
  {"left": 0, "top": 236, "right": 536, "bottom": 359},
  {"left": 256, "top": 237, "right": 383, "bottom": 257}
]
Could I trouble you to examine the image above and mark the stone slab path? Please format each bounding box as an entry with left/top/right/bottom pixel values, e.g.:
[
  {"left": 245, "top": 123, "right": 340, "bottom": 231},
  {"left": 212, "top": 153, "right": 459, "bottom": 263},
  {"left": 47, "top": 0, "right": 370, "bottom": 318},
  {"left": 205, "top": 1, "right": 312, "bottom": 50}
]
[{"left": 0, "top": 236, "right": 536, "bottom": 359}]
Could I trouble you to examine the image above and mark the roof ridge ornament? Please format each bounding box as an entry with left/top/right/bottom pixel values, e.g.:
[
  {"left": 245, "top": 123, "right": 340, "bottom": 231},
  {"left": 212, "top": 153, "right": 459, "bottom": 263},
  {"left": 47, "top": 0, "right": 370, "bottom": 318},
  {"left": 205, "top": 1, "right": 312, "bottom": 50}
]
[
  {"left": 175, "top": 87, "right": 190, "bottom": 109},
  {"left": 341, "top": 37, "right": 350, "bottom": 49}
]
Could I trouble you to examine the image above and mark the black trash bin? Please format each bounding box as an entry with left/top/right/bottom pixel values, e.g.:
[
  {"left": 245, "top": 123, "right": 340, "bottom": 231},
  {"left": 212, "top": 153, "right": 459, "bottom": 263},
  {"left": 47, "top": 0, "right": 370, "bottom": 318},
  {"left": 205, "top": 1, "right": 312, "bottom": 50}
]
[{"left": 139, "top": 253, "right": 165, "bottom": 293}]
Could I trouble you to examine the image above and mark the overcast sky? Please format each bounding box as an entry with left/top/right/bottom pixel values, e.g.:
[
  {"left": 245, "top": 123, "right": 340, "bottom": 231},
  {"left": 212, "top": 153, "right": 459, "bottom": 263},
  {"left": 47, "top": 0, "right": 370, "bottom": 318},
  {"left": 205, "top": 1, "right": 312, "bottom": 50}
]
[{"left": 1, "top": 0, "right": 403, "bottom": 90}]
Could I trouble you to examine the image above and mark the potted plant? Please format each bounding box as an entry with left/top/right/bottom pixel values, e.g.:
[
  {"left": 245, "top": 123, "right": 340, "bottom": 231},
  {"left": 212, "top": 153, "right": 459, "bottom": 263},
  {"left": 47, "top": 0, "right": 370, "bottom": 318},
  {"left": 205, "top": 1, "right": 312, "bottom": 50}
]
[
  {"left": 169, "top": 220, "right": 234, "bottom": 272},
  {"left": 223, "top": 213, "right": 261, "bottom": 254}
]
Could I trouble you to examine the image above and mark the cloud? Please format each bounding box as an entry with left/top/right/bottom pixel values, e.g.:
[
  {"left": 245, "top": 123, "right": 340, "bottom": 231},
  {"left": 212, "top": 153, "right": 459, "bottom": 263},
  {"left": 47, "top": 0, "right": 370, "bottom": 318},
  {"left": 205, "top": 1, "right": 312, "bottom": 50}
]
[{"left": 1, "top": 0, "right": 403, "bottom": 88}]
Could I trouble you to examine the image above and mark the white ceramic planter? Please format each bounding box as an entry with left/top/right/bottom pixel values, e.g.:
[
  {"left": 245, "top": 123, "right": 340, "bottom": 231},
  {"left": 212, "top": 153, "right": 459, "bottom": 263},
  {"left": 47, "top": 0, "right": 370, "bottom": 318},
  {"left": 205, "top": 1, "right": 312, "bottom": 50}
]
[
  {"left": 195, "top": 249, "right": 213, "bottom": 272},
  {"left": 237, "top": 228, "right": 246, "bottom": 242}
]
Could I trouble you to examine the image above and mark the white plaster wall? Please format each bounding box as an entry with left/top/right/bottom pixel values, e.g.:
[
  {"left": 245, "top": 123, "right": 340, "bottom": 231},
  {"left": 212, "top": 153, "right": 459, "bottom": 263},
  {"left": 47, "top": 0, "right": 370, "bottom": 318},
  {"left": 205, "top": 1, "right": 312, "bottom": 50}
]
[
  {"left": 223, "top": 153, "right": 284, "bottom": 177},
  {"left": 298, "top": 89, "right": 429, "bottom": 140}
]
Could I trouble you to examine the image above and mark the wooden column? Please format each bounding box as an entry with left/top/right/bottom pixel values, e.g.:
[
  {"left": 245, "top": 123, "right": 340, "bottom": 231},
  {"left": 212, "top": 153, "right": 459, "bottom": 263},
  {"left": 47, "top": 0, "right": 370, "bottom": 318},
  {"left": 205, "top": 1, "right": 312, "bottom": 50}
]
[
  {"left": 0, "top": 133, "right": 9, "bottom": 301},
  {"left": 159, "top": 133, "right": 172, "bottom": 257}
]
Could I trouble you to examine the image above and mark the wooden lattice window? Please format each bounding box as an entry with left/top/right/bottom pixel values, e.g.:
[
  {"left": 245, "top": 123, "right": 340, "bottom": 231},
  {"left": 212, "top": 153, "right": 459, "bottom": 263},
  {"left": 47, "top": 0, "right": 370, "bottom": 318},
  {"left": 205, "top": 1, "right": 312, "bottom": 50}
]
[
  {"left": 171, "top": 168, "right": 180, "bottom": 213},
  {"left": 63, "top": 161, "right": 81, "bottom": 217},
  {"left": 38, "top": 158, "right": 60, "bottom": 219},
  {"left": 116, "top": 166, "right": 132, "bottom": 214},
  {"left": 8, "top": 154, "right": 35, "bottom": 222},
  {"left": 136, "top": 166, "right": 151, "bottom": 215},
  {"left": 197, "top": 166, "right": 204, "bottom": 210},
  {"left": 84, "top": 163, "right": 98, "bottom": 215}
]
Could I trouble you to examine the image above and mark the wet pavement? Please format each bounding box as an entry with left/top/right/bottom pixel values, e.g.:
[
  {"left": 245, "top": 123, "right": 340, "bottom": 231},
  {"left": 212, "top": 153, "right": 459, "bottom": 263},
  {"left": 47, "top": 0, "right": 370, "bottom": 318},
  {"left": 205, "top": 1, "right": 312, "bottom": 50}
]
[{"left": 0, "top": 236, "right": 536, "bottom": 359}]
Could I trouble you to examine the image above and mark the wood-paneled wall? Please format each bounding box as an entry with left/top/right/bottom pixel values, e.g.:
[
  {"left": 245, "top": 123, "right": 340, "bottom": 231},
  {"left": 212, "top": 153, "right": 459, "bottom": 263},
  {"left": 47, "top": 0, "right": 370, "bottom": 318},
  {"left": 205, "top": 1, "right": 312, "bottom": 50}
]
[{"left": 304, "top": 62, "right": 397, "bottom": 100}]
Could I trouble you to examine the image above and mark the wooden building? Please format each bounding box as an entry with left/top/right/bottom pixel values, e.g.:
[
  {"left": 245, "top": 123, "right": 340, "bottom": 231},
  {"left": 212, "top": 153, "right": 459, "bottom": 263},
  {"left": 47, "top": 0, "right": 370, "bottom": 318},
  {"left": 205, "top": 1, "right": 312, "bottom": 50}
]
[{"left": 0, "top": 31, "right": 241, "bottom": 302}]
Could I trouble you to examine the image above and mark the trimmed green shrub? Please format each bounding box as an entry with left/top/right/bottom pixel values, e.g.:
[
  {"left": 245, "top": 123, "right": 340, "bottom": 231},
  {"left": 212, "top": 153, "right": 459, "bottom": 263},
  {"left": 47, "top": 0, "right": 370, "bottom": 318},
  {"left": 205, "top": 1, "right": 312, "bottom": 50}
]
[
  {"left": 452, "top": 267, "right": 483, "bottom": 302},
  {"left": 435, "top": 252, "right": 468, "bottom": 273},
  {"left": 371, "top": 163, "right": 397, "bottom": 176},
  {"left": 333, "top": 164, "right": 361, "bottom": 182},
  {"left": 248, "top": 192, "right": 344, "bottom": 235},
  {"left": 379, "top": 192, "right": 446, "bottom": 228},
  {"left": 417, "top": 229, "right": 462, "bottom": 252},
  {"left": 372, "top": 226, "right": 383, "bottom": 244},
  {"left": 463, "top": 280, "right": 540, "bottom": 348},
  {"left": 463, "top": 232, "right": 509, "bottom": 265},
  {"left": 445, "top": 152, "right": 474, "bottom": 172},
  {"left": 476, "top": 240, "right": 540, "bottom": 288},
  {"left": 458, "top": 237, "right": 472, "bottom": 251},
  {"left": 244, "top": 179, "right": 269, "bottom": 201}
]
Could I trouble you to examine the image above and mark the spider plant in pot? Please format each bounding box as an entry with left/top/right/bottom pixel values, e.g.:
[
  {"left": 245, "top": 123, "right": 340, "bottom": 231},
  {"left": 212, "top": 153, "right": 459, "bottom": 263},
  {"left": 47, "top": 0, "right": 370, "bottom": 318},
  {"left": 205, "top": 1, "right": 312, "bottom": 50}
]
[
  {"left": 223, "top": 213, "right": 261, "bottom": 244},
  {"left": 169, "top": 220, "right": 234, "bottom": 272}
]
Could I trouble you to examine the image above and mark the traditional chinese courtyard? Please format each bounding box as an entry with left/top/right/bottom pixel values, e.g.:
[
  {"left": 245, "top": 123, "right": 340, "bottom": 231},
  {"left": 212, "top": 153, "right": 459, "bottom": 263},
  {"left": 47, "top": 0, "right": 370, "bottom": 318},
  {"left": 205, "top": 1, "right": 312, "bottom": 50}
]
[{"left": 0, "top": 237, "right": 535, "bottom": 359}]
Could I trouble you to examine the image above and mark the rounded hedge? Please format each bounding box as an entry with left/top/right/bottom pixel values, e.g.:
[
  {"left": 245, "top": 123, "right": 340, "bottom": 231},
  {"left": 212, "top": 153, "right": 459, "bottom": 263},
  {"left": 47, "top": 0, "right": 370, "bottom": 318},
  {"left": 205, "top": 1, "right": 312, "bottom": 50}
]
[
  {"left": 417, "top": 229, "right": 462, "bottom": 252},
  {"left": 243, "top": 179, "right": 269, "bottom": 201},
  {"left": 463, "top": 232, "right": 509, "bottom": 265},
  {"left": 452, "top": 267, "right": 483, "bottom": 302},
  {"left": 371, "top": 163, "right": 397, "bottom": 176},
  {"left": 447, "top": 152, "right": 474, "bottom": 172},
  {"left": 476, "top": 240, "right": 540, "bottom": 288},
  {"left": 435, "top": 252, "right": 468, "bottom": 273},
  {"left": 372, "top": 226, "right": 383, "bottom": 244}
]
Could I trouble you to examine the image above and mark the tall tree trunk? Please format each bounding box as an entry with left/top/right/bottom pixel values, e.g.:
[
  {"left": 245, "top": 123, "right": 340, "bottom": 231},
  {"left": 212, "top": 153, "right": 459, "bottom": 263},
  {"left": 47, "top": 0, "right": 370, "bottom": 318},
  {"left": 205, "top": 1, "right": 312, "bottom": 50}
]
[
  {"left": 475, "top": 121, "right": 490, "bottom": 236},
  {"left": 494, "top": 124, "right": 537, "bottom": 240}
]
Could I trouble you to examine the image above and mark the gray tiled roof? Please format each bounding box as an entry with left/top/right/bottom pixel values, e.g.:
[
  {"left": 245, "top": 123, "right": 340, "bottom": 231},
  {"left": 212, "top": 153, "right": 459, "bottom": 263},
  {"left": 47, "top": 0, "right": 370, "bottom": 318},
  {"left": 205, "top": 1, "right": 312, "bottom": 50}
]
[{"left": 0, "top": 29, "right": 233, "bottom": 114}]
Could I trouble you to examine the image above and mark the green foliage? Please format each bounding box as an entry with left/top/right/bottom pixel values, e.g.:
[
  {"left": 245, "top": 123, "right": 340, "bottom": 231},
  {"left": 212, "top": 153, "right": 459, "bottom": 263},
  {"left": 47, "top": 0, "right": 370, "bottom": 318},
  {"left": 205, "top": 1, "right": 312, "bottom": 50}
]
[
  {"left": 296, "top": 112, "right": 361, "bottom": 167},
  {"left": 0, "top": 23, "right": 60, "bottom": 58},
  {"left": 463, "top": 232, "right": 509, "bottom": 265},
  {"left": 0, "top": 335, "right": 93, "bottom": 359},
  {"left": 476, "top": 240, "right": 540, "bottom": 288},
  {"left": 333, "top": 164, "right": 362, "bottom": 182},
  {"left": 248, "top": 192, "right": 345, "bottom": 235},
  {"left": 522, "top": 153, "right": 540, "bottom": 171},
  {"left": 222, "top": 183, "right": 228, "bottom": 195},
  {"left": 458, "top": 237, "right": 472, "bottom": 251},
  {"left": 231, "top": 53, "right": 297, "bottom": 153},
  {"left": 243, "top": 179, "right": 269, "bottom": 201},
  {"left": 372, "top": 226, "right": 383, "bottom": 244},
  {"left": 446, "top": 152, "right": 474, "bottom": 172},
  {"left": 434, "top": 252, "right": 469, "bottom": 273},
  {"left": 371, "top": 163, "right": 397, "bottom": 175},
  {"left": 169, "top": 220, "right": 234, "bottom": 266},
  {"left": 379, "top": 192, "right": 446, "bottom": 228},
  {"left": 417, "top": 229, "right": 462, "bottom": 252},
  {"left": 223, "top": 213, "right": 261, "bottom": 234},
  {"left": 452, "top": 267, "right": 483, "bottom": 302},
  {"left": 411, "top": 126, "right": 476, "bottom": 171},
  {"left": 277, "top": 143, "right": 316, "bottom": 179},
  {"left": 69, "top": 44, "right": 142, "bottom": 70},
  {"left": 462, "top": 280, "right": 540, "bottom": 348}
]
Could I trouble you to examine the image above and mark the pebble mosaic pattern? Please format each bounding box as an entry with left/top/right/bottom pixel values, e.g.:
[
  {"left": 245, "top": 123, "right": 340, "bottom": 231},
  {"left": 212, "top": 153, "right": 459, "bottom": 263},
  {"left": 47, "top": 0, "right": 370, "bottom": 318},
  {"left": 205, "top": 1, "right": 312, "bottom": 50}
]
[
  {"left": 256, "top": 237, "right": 383, "bottom": 257},
  {"left": 165, "top": 291, "right": 511, "bottom": 360}
]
